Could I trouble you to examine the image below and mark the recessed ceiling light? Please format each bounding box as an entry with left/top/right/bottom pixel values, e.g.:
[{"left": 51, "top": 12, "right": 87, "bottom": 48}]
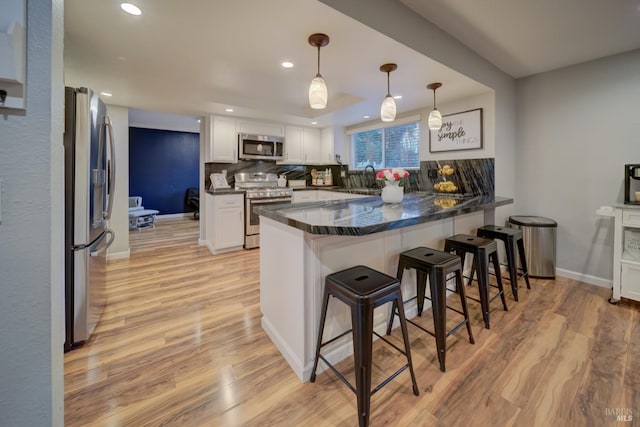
[
  {"left": 120, "top": 3, "right": 142, "bottom": 15},
  {"left": 311, "top": 121, "right": 318, "bottom": 125},
  {"left": 225, "top": 108, "right": 234, "bottom": 112},
  {"left": 100, "top": 92, "right": 112, "bottom": 97},
  {"left": 393, "top": 95, "right": 402, "bottom": 100},
  {"left": 281, "top": 61, "right": 294, "bottom": 69},
  {"left": 363, "top": 115, "right": 370, "bottom": 119}
]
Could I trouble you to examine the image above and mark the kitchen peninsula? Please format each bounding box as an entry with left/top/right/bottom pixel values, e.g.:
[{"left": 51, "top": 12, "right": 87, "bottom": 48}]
[{"left": 257, "top": 193, "right": 513, "bottom": 381}]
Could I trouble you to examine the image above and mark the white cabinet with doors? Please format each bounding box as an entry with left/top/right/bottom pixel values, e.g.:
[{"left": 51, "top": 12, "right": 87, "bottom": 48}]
[
  {"left": 292, "top": 190, "right": 318, "bottom": 204},
  {"left": 207, "top": 115, "right": 238, "bottom": 163},
  {"left": 237, "top": 120, "right": 284, "bottom": 137},
  {"left": 611, "top": 205, "right": 640, "bottom": 302},
  {"left": 280, "top": 125, "right": 323, "bottom": 165},
  {"left": 320, "top": 127, "right": 344, "bottom": 165},
  {"left": 205, "top": 193, "right": 245, "bottom": 254},
  {"left": 302, "top": 127, "right": 321, "bottom": 164},
  {"left": 282, "top": 126, "right": 304, "bottom": 164}
]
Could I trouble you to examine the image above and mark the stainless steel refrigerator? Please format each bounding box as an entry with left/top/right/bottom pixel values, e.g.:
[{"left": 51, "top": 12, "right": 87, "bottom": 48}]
[{"left": 64, "top": 87, "right": 116, "bottom": 351}]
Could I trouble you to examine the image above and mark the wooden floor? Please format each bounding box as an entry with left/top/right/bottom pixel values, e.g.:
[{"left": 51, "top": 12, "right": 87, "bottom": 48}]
[{"left": 64, "top": 217, "right": 640, "bottom": 426}]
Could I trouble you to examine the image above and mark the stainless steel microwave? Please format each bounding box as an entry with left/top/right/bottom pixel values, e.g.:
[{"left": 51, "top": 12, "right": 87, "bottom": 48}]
[{"left": 238, "top": 133, "right": 285, "bottom": 160}]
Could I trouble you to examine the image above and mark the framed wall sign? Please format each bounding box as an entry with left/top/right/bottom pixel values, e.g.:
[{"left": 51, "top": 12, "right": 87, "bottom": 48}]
[{"left": 429, "top": 108, "right": 483, "bottom": 153}]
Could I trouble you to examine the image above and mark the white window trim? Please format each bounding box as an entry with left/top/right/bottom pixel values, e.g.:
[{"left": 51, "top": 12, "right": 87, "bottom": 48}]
[
  {"left": 349, "top": 118, "right": 421, "bottom": 170},
  {"left": 345, "top": 114, "right": 421, "bottom": 135}
]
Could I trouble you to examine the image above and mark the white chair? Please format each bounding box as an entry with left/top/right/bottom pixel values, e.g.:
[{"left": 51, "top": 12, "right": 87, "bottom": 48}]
[
  {"left": 128, "top": 196, "right": 144, "bottom": 212},
  {"left": 128, "top": 196, "right": 159, "bottom": 230}
]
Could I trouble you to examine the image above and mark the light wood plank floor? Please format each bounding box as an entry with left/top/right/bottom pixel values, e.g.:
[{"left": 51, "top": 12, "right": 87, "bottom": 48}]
[{"left": 65, "top": 217, "right": 640, "bottom": 426}]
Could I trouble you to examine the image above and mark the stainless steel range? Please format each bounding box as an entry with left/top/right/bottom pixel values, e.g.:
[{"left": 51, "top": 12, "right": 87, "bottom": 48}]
[{"left": 235, "top": 172, "right": 293, "bottom": 249}]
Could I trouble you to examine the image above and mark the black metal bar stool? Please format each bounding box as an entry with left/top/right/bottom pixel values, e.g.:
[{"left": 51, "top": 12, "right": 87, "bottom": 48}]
[
  {"left": 476, "top": 225, "right": 531, "bottom": 301},
  {"left": 310, "top": 265, "right": 419, "bottom": 427},
  {"left": 444, "top": 234, "right": 508, "bottom": 329},
  {"left": 385, "top": 247, "right": 474, "bottom": 372}
]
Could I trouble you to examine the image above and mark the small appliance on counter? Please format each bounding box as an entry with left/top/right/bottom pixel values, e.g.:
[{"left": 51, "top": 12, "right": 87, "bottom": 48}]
[{"left": 624, "top": 164, "right": 640, "bottom": 204}]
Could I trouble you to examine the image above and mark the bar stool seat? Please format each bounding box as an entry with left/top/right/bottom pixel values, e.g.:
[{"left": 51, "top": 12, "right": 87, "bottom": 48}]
[
  {"left": 444, "top": 234, "right": 508, "bottom": 329},
  {"left": 310, "top": 265, "right": 419, "bottom": 427},
  {"left": 386, "top": 247, "right": 474, "bottom": 372},
  {"left": 476, "top": 225, "right": 531, "bottom": 301}
]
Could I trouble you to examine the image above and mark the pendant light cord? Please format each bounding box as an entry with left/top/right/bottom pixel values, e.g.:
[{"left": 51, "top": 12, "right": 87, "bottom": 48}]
[
  {"left": 432, "top": 88, "right": 437, "bottom": 109},
  {"left": 317, "top": 46, "right": 321, "bottom": 77},
  {"left": 387, "top": 72, "right": 391, "bottom": 96}
]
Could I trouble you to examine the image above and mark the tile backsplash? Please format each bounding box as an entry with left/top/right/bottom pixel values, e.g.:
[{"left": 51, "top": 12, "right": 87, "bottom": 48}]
[{"left": 205, "top": 158, "right": 494, "bottom": 195}]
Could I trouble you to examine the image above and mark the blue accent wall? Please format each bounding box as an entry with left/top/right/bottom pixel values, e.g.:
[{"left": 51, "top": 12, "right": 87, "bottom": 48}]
[{"left": 129, "top": 127, "right": 199, "bottom": 214}]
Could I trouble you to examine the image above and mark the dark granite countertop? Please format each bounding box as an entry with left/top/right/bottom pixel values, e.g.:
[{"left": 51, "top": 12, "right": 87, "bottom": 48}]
[
  {"left": 257, "top": 194, "right": 513, "bottom": 236},
  {"left": 206, "top": 189, "right": 246, "bottom": 195}
]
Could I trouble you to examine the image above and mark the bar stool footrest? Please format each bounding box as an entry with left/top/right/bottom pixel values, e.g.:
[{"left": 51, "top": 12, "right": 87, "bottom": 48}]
[
  {"left": 404, "top": 313, "right": 470, "bottom": 341},
  {"left": 317, "top": 354, "right": 357, "bottom": 394}
]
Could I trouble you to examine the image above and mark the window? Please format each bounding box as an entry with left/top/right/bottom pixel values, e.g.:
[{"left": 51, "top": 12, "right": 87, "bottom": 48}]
[{"left": 351, "top": 121, "right": 420, "bottom": 169}]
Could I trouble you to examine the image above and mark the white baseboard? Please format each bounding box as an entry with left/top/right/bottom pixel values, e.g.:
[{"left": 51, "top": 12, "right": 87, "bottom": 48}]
[
  {"left": 555, "top": 268, "right": 612, "bottom": 288},
  {"left": 107, "top": 249, "right": 130, "bottom": 260},
  {"left": 198, "top": 238, "right": 206, "bottom": 246},
  {"left": 261, "top": 316, "right": 305, "bottom": 381}
]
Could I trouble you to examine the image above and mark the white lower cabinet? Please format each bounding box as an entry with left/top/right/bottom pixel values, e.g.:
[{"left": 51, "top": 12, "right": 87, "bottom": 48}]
[
  {"left": 206, "top": 194, "right": 245, "bottom": 254},
  {"left": 292, "top": 190, "right": 318, "bottom": 204},
  {"left": 612, "top": 206, "right": 640, "bottom": 302},
  {"left": 621, "top": 261, "right": 640, "bottom": 301},
  {"left": 316, "top": 190, "right": 338, "bottom": 201}
]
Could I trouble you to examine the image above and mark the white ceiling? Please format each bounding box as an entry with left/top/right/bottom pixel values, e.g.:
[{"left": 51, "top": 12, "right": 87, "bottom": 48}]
[
  {"left": 64, "top": 0, "right": 640, "bottom": 128},
  {"left": 63, "top": 0, "right": 490, "bottom": 127},
  {"left": 401, "top": 0, "right": 640, "bottom": 78}
]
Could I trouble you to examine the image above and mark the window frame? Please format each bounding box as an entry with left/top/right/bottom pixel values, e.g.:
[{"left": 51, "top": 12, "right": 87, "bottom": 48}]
[{"left": 348, "top": 116, "right": 421, "bottom": 171}]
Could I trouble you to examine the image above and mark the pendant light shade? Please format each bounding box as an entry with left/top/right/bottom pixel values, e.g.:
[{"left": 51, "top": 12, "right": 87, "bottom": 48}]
[
  {"left": 428, "top": 109, "right": 442, "bottom": 130},
  {"left": 379, "top": 63, "right": 397, "bottom": 122},
  {"left": 380, "top": 96, "right": 396, "bottom": 122},
  {"left": 308, "top": 33, "right": 330, "bottom": 110},
  {"left": 309, "top": 75, "right": 328, "bottom": 110},
  {"left": 427, "top": 82, "right": 443, "bottom": 131}
]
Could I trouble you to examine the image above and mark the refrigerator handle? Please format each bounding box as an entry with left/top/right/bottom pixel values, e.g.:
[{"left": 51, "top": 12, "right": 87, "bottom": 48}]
[
  {"left": 104, "top": 116, "right": 116, "bottom": 220},
  {"left": 90, "top": 229, "right": 115, "bottom": 256}
]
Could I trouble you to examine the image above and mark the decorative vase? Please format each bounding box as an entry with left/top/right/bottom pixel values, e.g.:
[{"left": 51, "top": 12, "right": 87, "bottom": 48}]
[{"left": 381, "top": 181, "right": 404, "bottom": 203}]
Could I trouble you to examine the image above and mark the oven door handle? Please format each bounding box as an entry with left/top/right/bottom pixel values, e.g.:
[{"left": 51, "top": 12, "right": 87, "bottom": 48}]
[{"left": 249, "top": 197, "right": 292, "bottom": 204}]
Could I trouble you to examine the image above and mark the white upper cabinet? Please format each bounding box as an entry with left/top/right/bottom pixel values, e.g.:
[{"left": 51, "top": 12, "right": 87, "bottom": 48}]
[
  {"left": 303, "top": 127, "right": 321, "bottom": 164},
  {"left": 282, "top": 125, "right": 304, "bottom": 164},
  {"left": 207, "top": 116, "right": 238, "bottom": 163},
  {"left": 281, "top": 125, "right": 323, "bottom": 165},
  {"left": 204, "top": 116, "right": 343, "bottom": 166},
  {"left": 237, "top": 120, "right": 284, "bottom": 137},
  {"left": 320, "top": 127, "right": 345, "bottom": 165}
]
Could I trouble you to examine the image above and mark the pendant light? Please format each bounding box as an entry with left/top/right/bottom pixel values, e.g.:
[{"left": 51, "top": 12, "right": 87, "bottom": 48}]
[
  {"left": 427, "top": 82, "right": 443, "bottom": 130},
  {"left": 379, "top": 63, "right": 397, "bottom": 122},
  {"left": 308, "top": 33, "right": 329, "bottom": 109}
]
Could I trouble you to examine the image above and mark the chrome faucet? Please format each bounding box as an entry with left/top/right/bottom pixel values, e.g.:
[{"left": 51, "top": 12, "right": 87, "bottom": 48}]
[{"left": 363, "top": 164, "right": 376, "bottom": 188}]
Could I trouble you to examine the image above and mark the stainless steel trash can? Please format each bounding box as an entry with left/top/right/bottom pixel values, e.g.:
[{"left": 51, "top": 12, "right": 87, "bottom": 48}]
[{"left": 508, "top": 215, "right": 558, "bottom": 278}]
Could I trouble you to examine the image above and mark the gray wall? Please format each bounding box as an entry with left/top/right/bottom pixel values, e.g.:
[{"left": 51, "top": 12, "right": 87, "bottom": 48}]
[
  {"left": 515, "top": 49, "right": 640, "bottom": 284},
  {"left": 0, "top": 0, "right": 65, "bottom": 425},
  {"left": 320, "top": 0, "right": 516, "bottom": 226}
]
